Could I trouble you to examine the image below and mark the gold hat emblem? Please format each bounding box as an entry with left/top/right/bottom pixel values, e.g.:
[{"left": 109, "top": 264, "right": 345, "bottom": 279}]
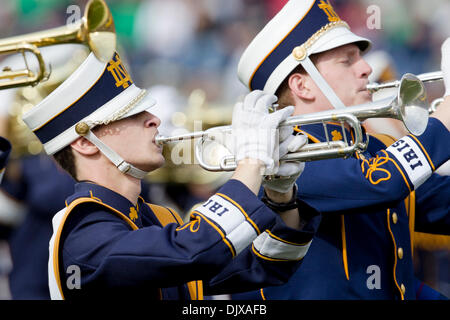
[
  {"left": 107, "top": 54, "right": 133, "bottom": 89},
  {"left": 318, "top": 0, "right": 341, "bottom": 22}
]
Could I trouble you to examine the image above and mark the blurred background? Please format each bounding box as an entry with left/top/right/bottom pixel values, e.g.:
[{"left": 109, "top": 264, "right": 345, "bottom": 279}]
[
  {"left": 0, "top": 0, "right": 447, "bottom": 299},
  {"left": 1, "top": 0, "right": 449, "bottom": 105}
]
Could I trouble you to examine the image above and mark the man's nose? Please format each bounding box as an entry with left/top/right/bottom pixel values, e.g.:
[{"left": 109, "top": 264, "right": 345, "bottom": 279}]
[
  {"left": 145, "top": 112, "right": 161, "bottom": 128},
  {"left": 358, "top": 58, "right": 373, "bottom": 79}
]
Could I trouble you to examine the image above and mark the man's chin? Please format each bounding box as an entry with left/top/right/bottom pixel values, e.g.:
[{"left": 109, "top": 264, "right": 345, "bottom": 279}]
[
  {"left": 135, "top": 157, "right": 166, "bottom": 174},
  {"left": 355, "top": 93, "right": 373, "bottom": 105}
]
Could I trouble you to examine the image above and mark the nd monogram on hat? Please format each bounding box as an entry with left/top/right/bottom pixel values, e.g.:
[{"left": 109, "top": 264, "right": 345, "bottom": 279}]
[
  {"left": 237, "top": 0, "right": 372, "bottom": 97},
  {"left": 22, "top": 51, "right": 156, "bottom": 156}
]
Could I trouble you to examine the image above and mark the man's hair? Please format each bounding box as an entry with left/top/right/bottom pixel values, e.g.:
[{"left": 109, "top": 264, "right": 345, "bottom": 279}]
[
  {"left": 53, "top": 145, "right": 77, "bottom": 180},
  {"left": 275, "top": 66, "right": 301, "bottom": 109},
  {"left": 275, "top": 54, "right": 318, "bottom": 109}
]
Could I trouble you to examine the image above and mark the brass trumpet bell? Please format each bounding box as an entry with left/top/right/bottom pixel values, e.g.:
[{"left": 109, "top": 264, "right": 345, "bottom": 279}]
[
  {"left": 0, "top": 0, "right": 115, "bottom": 89},
  {"left": 395, "top": 73, "right": 429, "bottom": 136}
]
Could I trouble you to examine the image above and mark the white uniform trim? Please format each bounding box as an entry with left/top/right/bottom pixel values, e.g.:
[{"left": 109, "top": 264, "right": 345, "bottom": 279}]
[
  {"left": 386, "top": 136, "right": 433, "bottom": 190},
  {"left": 48, "top": 207, "right": 67, "bottom": 300},
  {"left": 48, "top": 198, "right": 140, "bottom": 300},
  {"left": 253, "top": 231, "right": 312, "bottom": 261},
  {"left": 194, "top": 194, "right": 258, "bottom": 256}
]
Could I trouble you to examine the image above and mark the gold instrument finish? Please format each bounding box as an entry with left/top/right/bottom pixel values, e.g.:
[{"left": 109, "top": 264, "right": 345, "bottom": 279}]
[
  {"left": 156, "top": 74, "right": 429, "bottom": 172},
  {"left": 0, "top": 0, "right": 116, "bottom": 89},
  {"left": 7, "top": 48, "right": 90, "bottom": 157}
]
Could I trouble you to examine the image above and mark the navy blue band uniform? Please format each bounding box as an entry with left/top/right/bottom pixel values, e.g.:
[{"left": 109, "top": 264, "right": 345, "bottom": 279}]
[
  {"left": 16, "top": 46, "right": 322, "bottom": 299},
  {"left": 48, "top": 179, "right": 320, "bottom": 299},
  {"left": 0, "top": 137, "right": 11, "bottom": 183},
  {"left": 234, "top": 0, "right": 450, "bottom": 300},
  {"left": 237, "top": 118, "right": 449, "bottom": 300}
]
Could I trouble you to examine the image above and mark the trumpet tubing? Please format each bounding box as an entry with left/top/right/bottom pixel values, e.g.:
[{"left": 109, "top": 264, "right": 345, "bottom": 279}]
[
  {"left": 0, "top": 0, "right": 115, "bottom": 89},
  {"left": 156, "top": 74, "right": 429, "bottom": 172},
  {"left": 367, "top": 71, "right": 443, "bottom": 92}
]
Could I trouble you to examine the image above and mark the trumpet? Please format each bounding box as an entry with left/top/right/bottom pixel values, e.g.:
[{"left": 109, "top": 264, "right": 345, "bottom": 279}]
[
  {"left": 429, "top": 97, "right": 444, "bottom": 113},
  {"left": 156, "top": 73, "right": 429, "bottom": 172},
  {"left": 0, "top": 0, "right": 115, "bottom": 90},
  {"left": 367, "top": 70, "right": 445, "bottom": 114},
  {"left": 367, "top": 71, "right": 443, "bottom": 92}
]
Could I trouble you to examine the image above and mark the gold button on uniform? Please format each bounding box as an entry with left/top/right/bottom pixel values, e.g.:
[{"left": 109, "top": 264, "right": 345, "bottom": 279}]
[
  {"left": 392, "top": 212, "right": 398, "bottom": 224},
  {"left": 398, "top": 247, "right": 404, "bottom": 259},
  {"left": 401, "top": 284, "right": 406, "bottom": 295}
]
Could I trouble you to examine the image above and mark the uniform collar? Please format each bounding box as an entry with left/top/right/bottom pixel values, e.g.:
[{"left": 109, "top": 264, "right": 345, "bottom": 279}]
[{"left": 66, "top": 181, "right": 144, "bottom": 226}]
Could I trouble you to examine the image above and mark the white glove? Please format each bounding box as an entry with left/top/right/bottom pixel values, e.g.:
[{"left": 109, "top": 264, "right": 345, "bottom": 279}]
[
  {"left": 441, "top": 37, "right": 450, "bottom": 97},
  {"left": 262, "top": 132, "right": 308, "bottom": 193},
  {"left": 230, "top": 90, "right": 295, "bottom": 174}
]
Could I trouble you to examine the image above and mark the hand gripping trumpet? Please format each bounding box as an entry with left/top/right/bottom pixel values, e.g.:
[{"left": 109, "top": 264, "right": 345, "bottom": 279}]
[
  {"left": 0, "top": 0, "right": 115, "bottom": 89},
  {"left": 156, "top": 74, "right": 429, "bottom": 172}
]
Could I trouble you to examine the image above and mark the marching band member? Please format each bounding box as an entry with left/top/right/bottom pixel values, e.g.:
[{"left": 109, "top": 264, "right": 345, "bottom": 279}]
[
  {"left": 0, "top": 45, "right": 86, "bottom": 299},
  {"left": 234, "top": 0, "right": 450, "bottom": 300},
  {"left": 21, "top": 49, "right": 320, "bottom": 300}
]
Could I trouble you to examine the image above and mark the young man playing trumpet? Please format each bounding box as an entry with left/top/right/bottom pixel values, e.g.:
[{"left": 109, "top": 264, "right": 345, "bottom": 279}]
[
  {"left": 21, "top": 49, "right": 320, "bottom": 299},
  {"left": 234, "top": 0, "right": 450, "bottom": 300}
]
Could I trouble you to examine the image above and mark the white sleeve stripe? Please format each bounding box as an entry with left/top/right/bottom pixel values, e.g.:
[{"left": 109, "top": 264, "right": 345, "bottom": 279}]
[
  {"left": 227, "top": 221, "right": 258, "bottom": 256},
  {"left": 386, "top": 136, "right": 432, "bottom": 190},
  {"left": 195, "top": 194, "right": 246, "bottom": 235},
  {"left": 253, "top": 231, "right": 312, "bottom": 261},
  {"left": 216, "top": 193, "right": 260, "bottom": 235}
]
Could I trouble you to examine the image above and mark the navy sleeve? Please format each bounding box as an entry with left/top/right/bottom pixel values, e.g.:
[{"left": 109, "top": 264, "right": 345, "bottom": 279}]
[
  {"left": 298, "top": 118, "right": 450, "bottom": 213},
  {"left": 61, "top": 180, "right": 281, "bottom": 290},
  {"left": 414, "top": 173, "right": 450, "bottom": 235},
  {"left": 0, "top": 137, "right": 11, "bottom": 183},
  {"left": 204, "top": 199, "right": 321, "bottom": 295}
]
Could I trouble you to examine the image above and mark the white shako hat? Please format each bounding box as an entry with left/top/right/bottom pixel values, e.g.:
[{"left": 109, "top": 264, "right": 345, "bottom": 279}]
[
  {"left": 22, "top": 51, "right": 156, "bottom": 179},
  {"left": 237, "top": 0, "right": 371, "bottom": 109}
]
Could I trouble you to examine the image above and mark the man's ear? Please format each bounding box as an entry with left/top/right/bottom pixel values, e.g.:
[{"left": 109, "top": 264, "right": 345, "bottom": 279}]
[
  {"left": 288, "top": 73, "right": 315, "bottom": 101},
  {"left": 70, "top": 136, "right": 99, "bottom": 156}
]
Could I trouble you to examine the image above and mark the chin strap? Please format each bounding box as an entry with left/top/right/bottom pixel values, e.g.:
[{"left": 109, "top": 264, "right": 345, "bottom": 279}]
[
  {"left": 299, "top": 56, "right": 345, "bottom": 109},
  {"left": 81, "top": 129, "right": 149, "bottom": 180}
]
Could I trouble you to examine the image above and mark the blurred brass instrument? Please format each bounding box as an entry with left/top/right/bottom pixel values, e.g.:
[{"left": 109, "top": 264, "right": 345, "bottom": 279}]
[
  {"left": 156, "top": 74, "right": 429, "bottom": 172},
  {"left": 7, "top": 47, "right": 90, "bottom": 156},
  {"left": 0, "top": 0, "right": 115, "bottom": 89}
]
